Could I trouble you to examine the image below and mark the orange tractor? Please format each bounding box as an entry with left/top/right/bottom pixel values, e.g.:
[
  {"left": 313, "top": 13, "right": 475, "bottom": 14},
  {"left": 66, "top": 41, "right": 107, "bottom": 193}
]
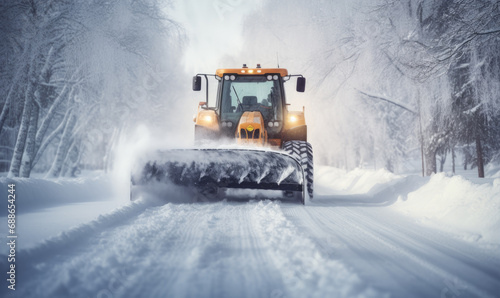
[{"left": 131, "top": 64, "right": 313, "bottom": 204}]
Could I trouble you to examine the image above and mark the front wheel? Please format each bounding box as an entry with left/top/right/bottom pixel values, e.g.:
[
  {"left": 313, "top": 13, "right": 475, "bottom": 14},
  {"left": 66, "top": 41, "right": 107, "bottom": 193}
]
[{"left": 282, "top": 141, "right": 313, "bottom": 201}]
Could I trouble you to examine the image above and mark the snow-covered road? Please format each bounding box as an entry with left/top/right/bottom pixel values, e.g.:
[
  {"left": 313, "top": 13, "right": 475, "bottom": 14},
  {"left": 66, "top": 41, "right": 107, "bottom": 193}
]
[
  {"left": 283, "top": 203, "right": 500, "bottom": 297},
  {"left": 1, "top": 168, "right": 499, "bottom": 298},
  {"left": 2, "top": 201, "right": 498, "bottom": 297}
]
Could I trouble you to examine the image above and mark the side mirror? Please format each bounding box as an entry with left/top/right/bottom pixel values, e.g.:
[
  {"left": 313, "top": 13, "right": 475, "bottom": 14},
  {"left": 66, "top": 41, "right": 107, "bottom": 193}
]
[
  {"left": 193, "top": 76, "right": 202, "bottom": 91},
  {"left": 296, "top": 77, "right": 306, "bottom": 92}
]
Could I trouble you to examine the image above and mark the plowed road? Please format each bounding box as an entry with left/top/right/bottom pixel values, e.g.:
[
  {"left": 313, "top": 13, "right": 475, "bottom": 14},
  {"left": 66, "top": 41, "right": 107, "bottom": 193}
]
[{"left": 3, "top": 194, "right": 499, "bottom": 298}]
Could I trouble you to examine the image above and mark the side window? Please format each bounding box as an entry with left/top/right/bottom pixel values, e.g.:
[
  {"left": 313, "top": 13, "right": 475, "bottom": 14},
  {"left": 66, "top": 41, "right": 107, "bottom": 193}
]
[{"left": 221, "top": 81, "right": 233, "bottom": 114}]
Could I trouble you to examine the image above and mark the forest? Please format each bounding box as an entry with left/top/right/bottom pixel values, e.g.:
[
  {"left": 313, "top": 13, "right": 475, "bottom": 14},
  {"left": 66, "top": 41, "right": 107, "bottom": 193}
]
[{"left": 1, "top": 0, "right": 499, "bottom": 178}]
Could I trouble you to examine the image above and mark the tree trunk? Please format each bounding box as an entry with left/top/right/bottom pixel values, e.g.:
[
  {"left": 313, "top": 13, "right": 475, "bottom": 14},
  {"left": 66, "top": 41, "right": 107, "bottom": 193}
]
[
  {"left": 46, "top": 112, "right": 77, "bottom": 178},
  {"left": 19, "top": 102, "right": 39, "bottom": 177},
  {"left": 33, "top": 47, "right": 71, "bottom": 159},
  {"left": 439, "top": 153, "right": 446, "bottom": 172},
  {"left": 473, "top": 104, "right": 485, "bottom": 178},
  {"left": 475, "top": 134, "right": 484, "bottom": 178},
  {"left": 0, "top": 42, "right": 31, "bottom": 134},
  {"left": 61, "top": 139, "right": 79, "bottom": 177},
  {"left": 7, "top": 62, "right": 36, "bottom": 178},
  {"left": 425, "top": 149, "right": 437, "bottom": 176},
  {"left": 34, "top": 84, "right": 71, "bottom": 156},
  {"left": 451, "top": 147, "right": 456, "bottom": 174},
  {"left": 31, "top": 109, "right": 71, "bottom": 169},
  {"left": 464, "top": 151, "right": 468, "bottom": 170},
  {"left": 0, "top": 83, "right": 16, "bottom": 134}
]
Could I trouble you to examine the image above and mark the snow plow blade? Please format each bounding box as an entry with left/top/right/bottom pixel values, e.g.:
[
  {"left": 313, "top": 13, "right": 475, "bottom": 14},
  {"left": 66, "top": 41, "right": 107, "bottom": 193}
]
[{"left": 131, "top": 149, "right": 305, "bottom": 203}]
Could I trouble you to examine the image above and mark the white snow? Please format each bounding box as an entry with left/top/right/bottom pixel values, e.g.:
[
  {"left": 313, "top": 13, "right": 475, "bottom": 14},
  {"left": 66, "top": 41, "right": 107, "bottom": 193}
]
[
  {"left": 0, "top": 173, "right": 126, "bottom": 249},
  {"left": 316, "top": 165, "right": 500, "bottom": 246},
  {"left": 315, "top": 166, "right": 403, "bottom": 195},
  {"left": 0, "top": 171, "right": 117, "bottom": 213},
  {"left": 392, "top": 173, "right": 500, "bottom": 245},
  {"left": 250, "top": 201, "right": 384, "bottom": 298},
  {"left": 1, "top": 165, "right": 499, "bottom": 297}
]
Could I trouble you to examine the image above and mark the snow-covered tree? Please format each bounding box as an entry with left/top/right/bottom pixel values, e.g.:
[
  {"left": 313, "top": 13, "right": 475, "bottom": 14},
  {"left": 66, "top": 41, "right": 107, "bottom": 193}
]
[
  {"left": 1, "top": 0, "right": 183, "bottom": 178},
  {"left": 238, "top": 0, "right": 499, "bottom": 176}
]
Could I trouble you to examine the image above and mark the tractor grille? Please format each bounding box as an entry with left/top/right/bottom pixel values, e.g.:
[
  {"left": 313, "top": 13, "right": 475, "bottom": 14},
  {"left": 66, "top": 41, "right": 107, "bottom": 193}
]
[
  {"left": 240, "top": 128, "right": 261, "bottom": 139},
  {"left": 253, "top": 129, "right": 260, "bottom": 139}
]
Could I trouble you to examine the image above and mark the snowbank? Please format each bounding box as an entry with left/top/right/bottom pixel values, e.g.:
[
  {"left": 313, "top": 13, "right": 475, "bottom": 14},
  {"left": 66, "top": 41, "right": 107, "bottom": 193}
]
[
  {"left": 315, "top": 166, "right": 403, "bottom": 195},
  {"left": 0, "top": 173, "right": 116, "bottom": 216},
  {"left": 0, "top": 173, "right": 130, "bottom": 250},
  {"left": 392, "top": 173, "right": 500, "bottom": 245},
  {"left": 314, "top": 166, "right": 427, "bottom": 206},
  {"left": 316, "top": 166, "right": 500, "bottom": 246}
]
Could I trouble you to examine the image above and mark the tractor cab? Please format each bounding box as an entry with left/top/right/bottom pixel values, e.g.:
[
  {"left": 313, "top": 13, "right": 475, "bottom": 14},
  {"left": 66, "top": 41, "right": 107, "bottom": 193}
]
[
  {"left": 193, "top": 64, "right": 306, "bottom": 147},
  {"left": 219, "top": 73, "right": 284, "bottom": 142}
]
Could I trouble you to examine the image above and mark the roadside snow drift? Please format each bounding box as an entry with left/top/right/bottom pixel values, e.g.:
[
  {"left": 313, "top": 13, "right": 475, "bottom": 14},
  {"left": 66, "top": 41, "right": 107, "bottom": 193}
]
[
  {"left": 315, "top": 166, "right": 403, "bottom": 195},
  {"left": 316, "top": 166, "right": 500, "bottom": 246},
  {"left": 392, "top": 173, "right": 500, "bottom": 245},
  {"left": 0, "top": 174, "right": 115, "bottom": 216}
]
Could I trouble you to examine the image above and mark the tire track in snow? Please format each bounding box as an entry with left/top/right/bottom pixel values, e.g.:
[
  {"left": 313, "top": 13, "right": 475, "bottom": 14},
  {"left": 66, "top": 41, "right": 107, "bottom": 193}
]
[
  {"left": 17, "top": 200, "right": 153, "bottom": 260},
  {"left": 238, "top": 202, "right": 287, "bottom": 297},
  {"left": 5, "top": 201, "right": 288, "bottom": 298},
  {"left": 282, "top": 204, "right": 500, "bottom": 298},
  {"left": 1, "top": 199, "right": 160, "bottom": 298},
  {"left": 339, "top": 207, "right": 500, "bottom": 297},
  {"left": 250, "top": 201, "right": 385, "bottom": 298},
  {"left": 118, "top": 203, "right": 210, "bottom": 298},
  {"left": 283, "top": 204, "right": 442, "bottom": 296},
  {"left": 134, "top": 202, "right": 285, "bottom": 298}
]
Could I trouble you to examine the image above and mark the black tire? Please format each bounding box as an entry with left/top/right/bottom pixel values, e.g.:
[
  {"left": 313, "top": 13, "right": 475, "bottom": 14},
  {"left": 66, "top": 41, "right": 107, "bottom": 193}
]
[{"left": 282, "top": 141, "right": 313, "bottom": 201}]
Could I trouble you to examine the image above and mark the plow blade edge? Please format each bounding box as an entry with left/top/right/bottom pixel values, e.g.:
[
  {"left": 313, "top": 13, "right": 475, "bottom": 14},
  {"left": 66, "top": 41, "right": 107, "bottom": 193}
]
[{"left": 131, "top": 149, "right": 305, "bottom": 203}]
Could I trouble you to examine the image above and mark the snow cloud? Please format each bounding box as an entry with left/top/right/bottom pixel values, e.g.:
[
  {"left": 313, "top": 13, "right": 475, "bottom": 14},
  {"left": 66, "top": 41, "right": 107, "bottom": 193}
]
[{"left": 172, "top": 0, "right": 263, "bottom": 72}]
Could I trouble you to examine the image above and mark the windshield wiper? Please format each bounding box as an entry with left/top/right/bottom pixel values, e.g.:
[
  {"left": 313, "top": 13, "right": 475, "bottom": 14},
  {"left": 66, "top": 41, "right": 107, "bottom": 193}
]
[{"left": 232, "top": 86, "right": 242, "bottom": 106}]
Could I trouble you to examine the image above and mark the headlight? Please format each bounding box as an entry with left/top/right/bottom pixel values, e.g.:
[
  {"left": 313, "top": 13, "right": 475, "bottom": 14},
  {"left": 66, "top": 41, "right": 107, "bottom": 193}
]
[
  {"left": 273, "top": 75, "right": 278, "bottom": 80},
  {"left": 267, "top": 75, "right": 272, "bottom": 81},
  {"left": 230, "top": 75, "right": 236, "bottom": 80},
  {"left": 222, "top": 121, "right": 227, "bottom": 127},
  {"left": 204, "top": 115, "right": 213, "bottom": 122},
  {"left": 268, "top": 121, "right": 280, "bottom": 128},
  {"left": 227, "top": 121, "right": 233, "bottom": 127},
  {"left": 289, "top": 115, "right": 297, "bottom": 122},
  {"left": 224, "top": 75, "right": 230, "bottom": 80}
]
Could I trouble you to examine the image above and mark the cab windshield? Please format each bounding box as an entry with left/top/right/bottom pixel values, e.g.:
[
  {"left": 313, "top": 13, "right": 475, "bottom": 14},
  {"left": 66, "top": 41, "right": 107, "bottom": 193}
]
[{"left": 220, "top": 75, "right": 283, "bottom": 124}]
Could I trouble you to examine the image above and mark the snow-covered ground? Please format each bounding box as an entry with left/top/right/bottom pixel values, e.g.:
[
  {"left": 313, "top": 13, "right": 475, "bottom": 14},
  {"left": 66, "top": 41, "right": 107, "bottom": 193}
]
[
  {"left": 1, "top": 165, "right": 499, "bottom": 297},
  {"left": 315, "top": 166, "right": 500, "bottom": 246}
]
